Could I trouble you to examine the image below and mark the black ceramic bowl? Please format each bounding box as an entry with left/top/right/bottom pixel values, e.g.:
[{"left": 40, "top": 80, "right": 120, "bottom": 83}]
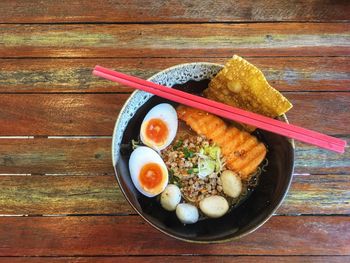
[{"left": 112, "top": 63, "right": 295, "bottom": 243}]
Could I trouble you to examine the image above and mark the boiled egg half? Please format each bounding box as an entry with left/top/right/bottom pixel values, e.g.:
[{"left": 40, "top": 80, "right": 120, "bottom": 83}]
[
  {"left": 140, "top": 103, "right": 178, "bottom": 151},
  {"left": 129, "top": 146, "right": 168, "bottom": 197}
]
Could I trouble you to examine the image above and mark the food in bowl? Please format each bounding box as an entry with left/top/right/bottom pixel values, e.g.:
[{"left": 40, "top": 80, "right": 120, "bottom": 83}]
[
  {"left": 205, "top": 55, "right": 292, "bottom": 119},
  {"left": 176, "top": 105, "right": 267, "bottom": 180},
  {"left": 129, "top": 146, "right": 168, "bottom": 197},
  {"left": 129, "top": 103, "right": 267, "bottom": 222},
  {"left": 126, "top": 55, "right": 292, "bottom": 224},
  {"left": 140, "top": 103, "right": 178, "bottom": 151},
  {"left": 113, "top": 59, "right": 295, "bottom": 242}
]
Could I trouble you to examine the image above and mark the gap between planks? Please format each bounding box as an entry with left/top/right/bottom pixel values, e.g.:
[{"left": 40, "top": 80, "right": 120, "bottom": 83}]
[
  {"left": 0, "top": 55, "right": 350, "bottom": 59},
  {"left": 0, "top": 255, "right": 348, "bottom": 262},
  {"left": 0, "top": 214, "right": 349, "bottom": 218},
  {"left": 1, "top": 21, "right": 350, "bottom": 25}
]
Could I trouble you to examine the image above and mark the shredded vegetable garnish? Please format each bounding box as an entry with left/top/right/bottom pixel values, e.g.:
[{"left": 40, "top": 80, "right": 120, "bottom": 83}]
[
  {"left": 131, "top": 139, "right": 141, "bottom": 149},
  {"left": 161, "top": 134, "right": 228, "bottom": 204}
]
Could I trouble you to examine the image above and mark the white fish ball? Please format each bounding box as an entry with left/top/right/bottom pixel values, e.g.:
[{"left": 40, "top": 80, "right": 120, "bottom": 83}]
[
  {"left": 221, "top": 170, "right": 242, "bottom": 198},
  {"left": 176, "top": 203, "right": 199, "bottom": 224},
  {"left": 199, "top": 195, "right": 229, "bottom": 218},
  {"left": 160, "top": 184, "right": 181, "bottom": 211}
]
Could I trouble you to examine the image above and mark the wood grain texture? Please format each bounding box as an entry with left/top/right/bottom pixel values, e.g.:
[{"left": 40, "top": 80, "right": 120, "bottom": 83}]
[
  {"left": 0, "top": 216, "right": 348, "bottom": 256},
  {"left": 280, "top": 174, "right": 350, "bottom": 215},
  {"left": 0, "top": 256, "right": 349, "bottom": 263},
  {"left": 0, "top": 174, "right": 349, "bottom": 215},
  {"left": 0, "top": 94, "right": 127, "bottom": 136},
  {"left": 1, "top": 57, "right": 349, "bottom": 93},
  {"left": 1, "top": 23, "right": 349, "bottom": 58},
  {"left": 0, "top": 138, "right": 113, "bottom": 175},
  {"left": 0, "top": 0, "right": 348, "bottom": 260},
  {"left": 294, "top": 140, "right": 350, "bottom": 174},
  {"left": 1, "top": 0, "right": 349, "bottom": 23},
  {"left": 0, "top": 175, "right": 129, "bottom": 215},
  {"left": 0, "top": 92, "right": 349, "bottom": 136},
  {"left": 0, "top": 137, "right": 348, "bottom": 175}
]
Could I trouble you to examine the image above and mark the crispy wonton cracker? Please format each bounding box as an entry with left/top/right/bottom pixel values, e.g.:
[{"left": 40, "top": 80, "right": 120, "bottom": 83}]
[{"left": 204, "top": 55, "right": 292, "bottom": 120}]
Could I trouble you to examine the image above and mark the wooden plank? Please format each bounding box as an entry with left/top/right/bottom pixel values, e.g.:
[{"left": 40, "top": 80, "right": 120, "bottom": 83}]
[
  {"left": 0, "top": 57, "right": 349, "bottom": 93},
  {"left": 286, "top": 92, "right": 350, "bottom": 135},
  {"left": 0, "top": 138, "right": 113, "bottom": 175},
  {"left": 0, "top": 175, "right": 131, "bottom": 215},
  {"left": 1, "top": 0, "right": 349, "bottom": 23},
  {"left": 0, "top": 94, "right": 127, "bottom": 136},
  {"left": 0, "top": 136, "right": 348, "bottom": 175},
  {"left": 0, "top": 23, "right": 349, "bottom": 58},
  {"left": 0, "top": 174, "right": 349, "bottom": 215},
  {"left": 0, "top": 256, "right": 348, "bottom": 263},
  {"left": 279, "top": 174, "right": 350, "bottom": 215},
  {"left": 0, "top": 92, "right": 349, "bottom": 136},
  {"left": 294, "top": 139, "right": 350, "bottom": 174},
  {"left": 0, "top": 216, "right": 348, "bottom": 256}
]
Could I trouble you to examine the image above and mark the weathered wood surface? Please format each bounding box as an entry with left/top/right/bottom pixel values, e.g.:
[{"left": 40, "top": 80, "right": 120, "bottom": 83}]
[
  {"left": 1, "top": 0, "right": 349, "bottom": 23},
  {"left": 0, "top": 216, "right": 348, "bottom": 256},
  {"left": 0, "top": 138, "right": 113, "bottom": 175},
  {"left": 0, "top": 0, "right": 349, "bottom": 260},
  {"left": 0, "top": 256, "right": 349, "bottom": 263},
  {"left": 0, "top": 93, "right": 348, "bottom": 135},
  {"left": 0, "top": 137, "right": 349, "bottom": 175},
  {"left": 0, "top": 175, "right": 128, "bottom": 215},
  {"left": 0, "top": 94, "right": 126, "bottom": 136},
  {"left": 0, "top": 174, "right": 349, "bottom": 215},
  {"left": 1, "top": 57, "right": 349, "bottom": 93},
  {"left": 1, "top": 23, "right": 349, "bottom": 58},
  {"left": 280, "top": 174, "right": 350, "bottom": 215}
]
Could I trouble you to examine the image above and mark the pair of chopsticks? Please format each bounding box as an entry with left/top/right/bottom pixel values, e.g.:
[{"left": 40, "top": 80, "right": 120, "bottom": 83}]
[{"left": 93, "top": 65, "right": 346, "bottom": 153}]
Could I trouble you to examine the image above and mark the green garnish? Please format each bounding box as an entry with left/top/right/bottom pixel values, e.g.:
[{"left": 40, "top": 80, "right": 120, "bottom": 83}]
[
  {"left": 171, "top": 175, "right": 182, "bottom": 188},
  {"left": 198, "top": 145, "right": 222, "bottom": 177},
  {"left": 187, "top": 168, "right": 199, "bottom": 174},
  {"left": 173, "top": 140, "right": 183, "bottom": 150},
  {"left": 183, "top": 147, "right": 194, "bottom": 159},
  {"left": 168, "top": 169, "right": 182, "bottom": 187},
  {"left": 202, "top": 145, "right": 221, "bottom": 160},
  {"left": 198, "top": 157, "right": 216, "bottom": 178}
]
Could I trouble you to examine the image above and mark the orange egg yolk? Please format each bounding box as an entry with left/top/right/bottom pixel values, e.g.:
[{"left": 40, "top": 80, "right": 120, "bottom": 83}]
[
  {"left": 145, "top": 118, "right": 168, "bottom": 144},
  {"left": 139, "top": 163, "right": 163, "bottom": 190}
]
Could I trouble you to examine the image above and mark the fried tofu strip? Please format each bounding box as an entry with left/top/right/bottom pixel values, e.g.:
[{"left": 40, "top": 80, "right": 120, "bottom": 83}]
[{"left": 177, "top": 105, "right": 267, "bottom": 180}]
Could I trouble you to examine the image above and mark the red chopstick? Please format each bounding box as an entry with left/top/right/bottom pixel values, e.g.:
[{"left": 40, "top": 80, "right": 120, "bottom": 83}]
[
  {"left": 95, "top": 65, "right": 345, "bottom": 148},
  {"left": 93, "top": 65, "right": 347, "bottom": 153}
]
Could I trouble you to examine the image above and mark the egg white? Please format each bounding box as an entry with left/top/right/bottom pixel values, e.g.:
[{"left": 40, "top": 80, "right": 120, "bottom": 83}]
[
  {"left": 140, "top": 103, "right": 178, "bottom": 151},
  {"left": 129, "top": 146, "right": 168, "bottom": 197}
]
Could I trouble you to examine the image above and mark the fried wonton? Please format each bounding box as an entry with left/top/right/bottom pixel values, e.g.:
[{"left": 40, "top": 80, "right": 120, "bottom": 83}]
[{"left": 204, "top": 55, "right": 292, "bottom": 121}]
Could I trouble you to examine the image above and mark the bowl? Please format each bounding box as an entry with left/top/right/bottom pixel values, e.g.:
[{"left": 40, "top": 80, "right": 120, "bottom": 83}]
[{"left": 112, "top": 62, "right": 295, "bottom": 243}]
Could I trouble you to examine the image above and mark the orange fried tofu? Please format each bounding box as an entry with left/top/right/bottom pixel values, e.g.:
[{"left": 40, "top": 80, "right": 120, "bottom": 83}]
[{"left": 177, "top": 105, "right": 267, "bottom": 180}]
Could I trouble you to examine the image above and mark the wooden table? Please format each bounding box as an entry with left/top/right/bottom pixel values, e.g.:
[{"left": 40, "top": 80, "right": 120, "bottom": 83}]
[{"left": 0, "top": 1, "right": 349, "bottom": 262}]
